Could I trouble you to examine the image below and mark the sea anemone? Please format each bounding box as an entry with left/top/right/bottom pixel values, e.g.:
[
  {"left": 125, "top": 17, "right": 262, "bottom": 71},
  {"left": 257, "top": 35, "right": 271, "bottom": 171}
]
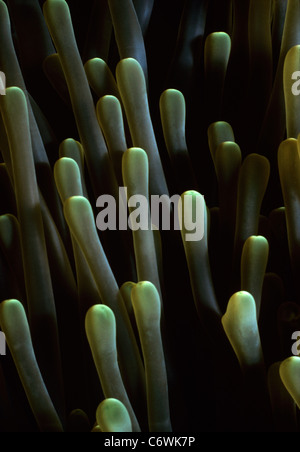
[{"left": 0, "top": 0, "right": 300, "bottom": 433}]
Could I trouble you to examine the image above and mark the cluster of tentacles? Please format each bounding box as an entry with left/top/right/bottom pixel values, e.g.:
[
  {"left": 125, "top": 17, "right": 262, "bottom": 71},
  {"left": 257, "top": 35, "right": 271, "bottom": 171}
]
[{"left": 0, "top": 0, "right": 299, "bottom": 433}]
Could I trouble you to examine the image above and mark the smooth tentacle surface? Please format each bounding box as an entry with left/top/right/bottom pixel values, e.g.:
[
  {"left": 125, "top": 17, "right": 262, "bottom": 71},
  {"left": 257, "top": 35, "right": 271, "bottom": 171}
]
[
  {"left": 116, "top": 58, "right": 169, "bottom": 198},
  {"left": 0, "top": 299, "right": 63, "bottom": 432},
  {"left": 0, "top": 86, "right": 65, "bottom": 419},
  {"left": 63, "top": 195, "right": 146, "bottom": 422},
  {"left": 85, "top": 304, "right": 140, "bottom": 432},
  {"left": 95, "top": 398, "right": 132, "bottom": 433},
  {"left": 0, "top": 0, "right": 300, "bottom": 434},
  {"left": 131, "top": 281, "right": 172, "bottom": 432},
  {"left": 279, "top": 357, "right": 300, "bottom": 409}
]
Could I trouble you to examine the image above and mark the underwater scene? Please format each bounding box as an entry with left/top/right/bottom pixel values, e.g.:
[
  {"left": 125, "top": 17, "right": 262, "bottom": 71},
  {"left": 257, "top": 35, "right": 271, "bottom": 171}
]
[{"left": 0, "top": 0, "right": 299, "bottom": 433}]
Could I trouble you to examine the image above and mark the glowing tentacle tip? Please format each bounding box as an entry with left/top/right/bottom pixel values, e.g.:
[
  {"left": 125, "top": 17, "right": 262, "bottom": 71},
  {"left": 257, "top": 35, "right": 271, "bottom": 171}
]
[
  {"left": 54, "top": 157, "right": 83, "bottom": 203},
  {"left": 85, "top": 304, "right": 116, "bottom": 360},
  {"left": 85, "top": 304, "right": 141, "bottom": 432},
  {"left": 279, "top": 356, "right": 300, "bottom": 409},
  {"left": 221, "top": 291, "right": 264, "bottom": 371},
  {"left": 241, "top": 235, "right": 269, "bottom": 316},
  {"left": 0, "top": 299, "right": 63, "bottom": 432},
  {"left": 96, "top": 398, "right": 132, "bottom": 432},
  {"left": 131, "top": 281, "right": 172, "bottom": 432}
]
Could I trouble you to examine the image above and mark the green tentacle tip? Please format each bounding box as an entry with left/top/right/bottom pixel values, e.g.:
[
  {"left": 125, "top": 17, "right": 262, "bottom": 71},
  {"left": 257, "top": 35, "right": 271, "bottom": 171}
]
[
  {"left": 131, "top": 281, "right": 161, "bottom": 327},
  {"left": 241, "top": 235, "right": 269, "bottom": 271},
  {"left": 279, "top": 356, "right": 300, "bottom": 409},
  {"left": 0, "top": 86, "right": 26, "bottom": 113},
  {"left": 96, "top": 398, "right": 132, "bottom": 432},
  {"left": 122, "top": 147, "right": 149, "bottom": 173},
  {"left": 43, "top": 0, "right": 69, "bottom": 16},
  {"left": 221, "top": 291, "right": 263, "bottom": 369},
  {"left": 97, "top": 94, "right": 122, "bottom": 119},
  {"left": 85, "top": 304, "right": 116, "bottom": 355},
  {"left": 205, "top": 30, "right": 231, "bottom": 49},
  {"left": 159, "top": 88, "right": 185, "bottom": 116},
  {"left": 0, "top": 298, "right": 22, "bottom": 323},
  {"left": 222, "top": 290, "right": 257, "bottom": 330},
  {"left": 0, "top": 299, "right": 64, "bottom": 432},
  {"left": 54, "top": 157, "right": 83, "bottom": 202},
  {"left": 116, "top": 57, "right": 144, "bottom": 82},
  {"left": 63, "top": 195, "right": 95, "bottom": 234},
  {"left": 0, "top": 213, "right": 19, "bottom": 247},
  {"left": 122, "top": 147, "right": 149, "bottom": 193}
]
